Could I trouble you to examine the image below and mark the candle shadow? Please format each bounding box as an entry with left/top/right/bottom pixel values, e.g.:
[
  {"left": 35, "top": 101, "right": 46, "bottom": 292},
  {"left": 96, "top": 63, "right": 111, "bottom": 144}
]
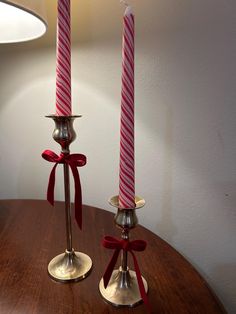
[{"left": 156, "top": 104, "right": 178, "bottom": 242}]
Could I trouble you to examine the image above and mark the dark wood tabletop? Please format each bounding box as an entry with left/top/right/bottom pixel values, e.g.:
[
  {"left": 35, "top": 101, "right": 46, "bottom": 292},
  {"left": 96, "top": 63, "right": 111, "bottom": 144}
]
[{"left": 0, "top": 200, "right": 225, "bottom": 314}]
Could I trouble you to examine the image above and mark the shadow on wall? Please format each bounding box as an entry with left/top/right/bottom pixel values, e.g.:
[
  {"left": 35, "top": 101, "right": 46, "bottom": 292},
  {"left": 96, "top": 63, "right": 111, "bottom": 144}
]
[{"left": 156, "top": 104, "right": 178, "bottom": 242}]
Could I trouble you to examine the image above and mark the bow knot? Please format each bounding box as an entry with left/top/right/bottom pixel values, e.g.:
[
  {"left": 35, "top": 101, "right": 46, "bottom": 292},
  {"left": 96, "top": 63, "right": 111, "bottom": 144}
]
[
  {"left": 122, "top": 239, "right": 130, "bottom": 251},
  {"left": 58, "top": 155, "right": 65, "bottom": 163},
  {"left": 48, "top": 152, "right": 66, "bottom": 164},
  {"left": 42, "top": 149, "right": 86, "bottom": 229},
  {"left": 102, "top": 236, "right": 151, "bottom": 312},
  {"left": 103, "top": 236, "right": 146, "bottom": 252}
]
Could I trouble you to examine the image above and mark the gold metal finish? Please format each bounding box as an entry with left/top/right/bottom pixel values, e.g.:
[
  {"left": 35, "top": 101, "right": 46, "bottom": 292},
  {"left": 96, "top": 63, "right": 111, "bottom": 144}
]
[
  {"left": 109, "top": 195, "right": 145, "bottom": 210},
  {"left": 46, "top": 115, "right": 81, "bottom": 153},
  {"left": 99, "top": 195, "right": 148, "bottom": 307},
  {"left": 46, "top": 115, "right": 92, "bottom": 282},
  {"left": 99, "top": 267, "right": 148, "bottom": 307},
  {"left": 48, "top": 249, "right": 92, "bottom": 282}
]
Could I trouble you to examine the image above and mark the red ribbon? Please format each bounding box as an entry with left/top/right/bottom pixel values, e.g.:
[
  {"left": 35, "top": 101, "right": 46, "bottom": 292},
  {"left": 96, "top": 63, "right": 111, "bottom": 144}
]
[
  {"left": 102, "top": 236, "right": 151, "bottom": 312},
  {"left": 42, "top": 149, "right": 86, "bottom": 229}
]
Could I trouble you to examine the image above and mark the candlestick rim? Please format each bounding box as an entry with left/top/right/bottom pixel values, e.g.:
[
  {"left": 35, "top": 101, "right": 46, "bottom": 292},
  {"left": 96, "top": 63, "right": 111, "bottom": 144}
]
[
  {"left": 45, "top": 114, "right": 82, "bottom": 119},
  {"left": 109, "top": 195, "right": 145, "bottom": 210}
]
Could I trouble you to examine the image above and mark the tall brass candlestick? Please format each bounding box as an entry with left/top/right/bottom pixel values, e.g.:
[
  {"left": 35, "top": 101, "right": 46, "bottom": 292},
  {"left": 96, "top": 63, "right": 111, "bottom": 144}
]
[{"left": 46, "top": 115, "right": 92, "bottom": 282}]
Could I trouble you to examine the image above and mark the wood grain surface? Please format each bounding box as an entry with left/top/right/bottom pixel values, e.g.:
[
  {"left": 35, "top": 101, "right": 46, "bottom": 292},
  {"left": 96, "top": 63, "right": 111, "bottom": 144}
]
[{"left": 0, "top": 200, "right": 225, "bottom": 314}]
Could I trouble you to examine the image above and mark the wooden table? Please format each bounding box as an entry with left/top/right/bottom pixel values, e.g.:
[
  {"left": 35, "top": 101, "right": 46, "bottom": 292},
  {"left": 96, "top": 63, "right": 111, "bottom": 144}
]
[{"left": 0, "top": 200, "right": 225, "bottom": 314}]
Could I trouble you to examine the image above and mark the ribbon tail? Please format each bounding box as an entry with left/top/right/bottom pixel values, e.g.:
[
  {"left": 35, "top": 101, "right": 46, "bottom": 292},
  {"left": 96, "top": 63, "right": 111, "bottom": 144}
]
[
  {"left": 70, "top": 163, "right": 82, "bottom": 229},
  {"left": 47, "top": 163, "right": 58, "bottom": 206},
  {"left": 103, "top": 249, "right": 120, "bottom": 288},
  {"left": 131, "top": 251, "right": 152, "bottom": 313}
]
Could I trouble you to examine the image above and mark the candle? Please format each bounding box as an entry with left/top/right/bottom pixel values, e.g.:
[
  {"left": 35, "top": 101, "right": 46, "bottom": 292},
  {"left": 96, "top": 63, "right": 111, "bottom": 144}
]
[
  {"left": 119, "top": 6, "right": 135, "bottom": 208},
  {"left": 55, "top": 0, "right": 72, "bottom": 116}
]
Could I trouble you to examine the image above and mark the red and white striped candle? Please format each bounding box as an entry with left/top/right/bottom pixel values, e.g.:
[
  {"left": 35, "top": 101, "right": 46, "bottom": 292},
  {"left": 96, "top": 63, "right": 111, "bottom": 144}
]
[
  {"left": 119, "top": 6, "right": 136, "bottom": 209},
  {"left": 55, "top": 0, "right": 72, "bottom": 116}
]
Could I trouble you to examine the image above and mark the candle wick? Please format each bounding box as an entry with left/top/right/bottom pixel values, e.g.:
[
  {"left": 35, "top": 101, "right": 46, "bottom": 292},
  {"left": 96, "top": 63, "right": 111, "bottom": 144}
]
[{"left": 120, "top": 0, "right": 129, "bottom": 7}]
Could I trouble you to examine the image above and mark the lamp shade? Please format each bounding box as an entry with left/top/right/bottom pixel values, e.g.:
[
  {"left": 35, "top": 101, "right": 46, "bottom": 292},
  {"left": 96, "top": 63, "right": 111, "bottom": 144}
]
[{"left": 0, "top": 0, "right": 47, "bottom": 43}]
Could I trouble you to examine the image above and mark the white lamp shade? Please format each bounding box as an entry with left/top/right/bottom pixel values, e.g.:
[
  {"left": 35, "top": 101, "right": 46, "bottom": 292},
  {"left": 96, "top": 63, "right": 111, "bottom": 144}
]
[{"left": 0, "top": 0, "right": 47, "bottom": 43}]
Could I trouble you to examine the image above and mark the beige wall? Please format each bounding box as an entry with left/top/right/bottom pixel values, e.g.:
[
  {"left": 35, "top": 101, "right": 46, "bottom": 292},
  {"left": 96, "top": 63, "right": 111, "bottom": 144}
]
[{"left": 0, "top": 0, "right": 235, "bottom": 312}]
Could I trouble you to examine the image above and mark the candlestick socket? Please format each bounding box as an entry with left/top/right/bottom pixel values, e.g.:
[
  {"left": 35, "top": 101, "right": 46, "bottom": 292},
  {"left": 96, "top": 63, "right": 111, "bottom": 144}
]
[
  {"left": 109, "top": 195, "right": 145, "bottom": 229},
  {"left": 46, "top": 115, "right": 81, "bottom": 153},
  {"left": 109, "top": 195, "right": 145, "bottom": 210}
]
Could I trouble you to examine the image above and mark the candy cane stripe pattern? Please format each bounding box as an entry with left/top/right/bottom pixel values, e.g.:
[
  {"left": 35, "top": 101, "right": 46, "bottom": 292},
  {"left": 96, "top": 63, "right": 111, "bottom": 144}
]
[
  {"left": 56, "top": 0, "right": 72, "bottom": 116},
  {"left": 119, "top": 6, "right": 135, "bottom": 209}
]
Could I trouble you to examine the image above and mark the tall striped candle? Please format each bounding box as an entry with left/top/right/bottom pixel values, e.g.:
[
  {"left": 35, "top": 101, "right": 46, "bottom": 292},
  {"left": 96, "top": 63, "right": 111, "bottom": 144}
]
[
  {"left": 119, "top": 6, "right": 135, "bottom": 209},
  {"left": 55, "top": 0, "right": 72, "bottom": 116}
]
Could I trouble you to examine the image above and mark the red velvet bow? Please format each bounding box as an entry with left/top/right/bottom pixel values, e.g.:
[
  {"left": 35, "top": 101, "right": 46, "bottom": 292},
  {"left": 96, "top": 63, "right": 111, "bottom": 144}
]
[
  {"left": 42, "top": 149, "right": 86, "bottom": 229},
  {"left": 102, "top": 236, "right": 151, "bottom": 312}
]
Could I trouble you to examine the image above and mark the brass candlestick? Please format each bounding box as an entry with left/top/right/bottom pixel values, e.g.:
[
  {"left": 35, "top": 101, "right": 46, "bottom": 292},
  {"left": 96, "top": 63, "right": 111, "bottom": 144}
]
[
  {"left": 46, "top": 115, "right": 92, "bottom": 282},
  {"left": 99, "top": 195, "right": 148, "bottom": 307}
]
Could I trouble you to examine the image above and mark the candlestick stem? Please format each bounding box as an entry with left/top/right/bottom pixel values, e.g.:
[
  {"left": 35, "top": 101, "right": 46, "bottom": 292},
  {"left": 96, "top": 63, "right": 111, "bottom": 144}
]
[
  {"left": 121, "top": 230, "right": 128, "bottom": 272},
  {"left": 63, "top": 161, "right": 73, "bottom": 252}
]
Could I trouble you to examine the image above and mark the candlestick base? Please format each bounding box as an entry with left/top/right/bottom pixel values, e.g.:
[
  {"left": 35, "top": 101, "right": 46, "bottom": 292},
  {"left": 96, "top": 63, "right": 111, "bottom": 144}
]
[
  {"left": 48, "top": 249, "right": 92, "bottom": 283},
  {"left": 99, "top": 267, "right": 148, "bottom": 307}
]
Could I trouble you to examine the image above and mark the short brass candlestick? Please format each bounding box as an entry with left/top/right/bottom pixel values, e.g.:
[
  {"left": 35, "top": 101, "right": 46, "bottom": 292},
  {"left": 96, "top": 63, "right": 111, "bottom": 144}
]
[
  {"left": 99, "top": 195, "right": 148, "bottom": 307},
  {"left": 46, "top": 115, "right": 92, "bottom": 282}
]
